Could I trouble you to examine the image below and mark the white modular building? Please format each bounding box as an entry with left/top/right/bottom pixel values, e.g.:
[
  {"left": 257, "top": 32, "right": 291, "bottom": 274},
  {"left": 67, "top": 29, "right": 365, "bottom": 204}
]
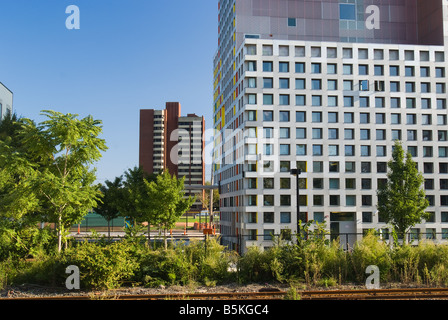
[{"left": 212, "top": 0, "right": 448, "bottom": 253}]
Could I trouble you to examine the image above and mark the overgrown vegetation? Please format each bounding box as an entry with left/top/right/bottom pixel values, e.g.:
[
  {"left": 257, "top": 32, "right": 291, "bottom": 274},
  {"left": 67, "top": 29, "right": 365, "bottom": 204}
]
[{"left": 2, "top": 229, "right": 448, "bottom": 291}]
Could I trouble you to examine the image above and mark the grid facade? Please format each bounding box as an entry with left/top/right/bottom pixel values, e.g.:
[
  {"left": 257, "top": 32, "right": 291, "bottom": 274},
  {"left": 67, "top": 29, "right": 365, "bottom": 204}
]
[
  {"left": 213, "top": 0, "right": 448, "bottom": 253},
  {"left": 139, "top": 104, "right": 206, "bottom": 213}
]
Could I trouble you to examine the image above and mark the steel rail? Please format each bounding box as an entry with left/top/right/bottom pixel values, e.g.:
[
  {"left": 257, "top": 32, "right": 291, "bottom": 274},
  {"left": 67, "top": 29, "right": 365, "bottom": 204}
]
[
  {"left": 2, "top": 287, "right": 448, "bottom": 301},
  {"left": 0, "top": 291, "right": 287, "bottom": 301},
  {"left": 300, "top": 287, "right": 448, "bottom": 300}
]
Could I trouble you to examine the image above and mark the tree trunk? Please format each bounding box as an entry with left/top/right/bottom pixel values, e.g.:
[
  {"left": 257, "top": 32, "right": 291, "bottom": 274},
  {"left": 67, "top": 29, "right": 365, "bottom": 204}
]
[
  {"left": 147, "top": 224, "right": 151, "bottom": 247},
  {"left": 164, "top": 228, "right": 167, "bottom": 250},
  {"left": 57, "top": 215, "right": 62, "bottom": 253}
]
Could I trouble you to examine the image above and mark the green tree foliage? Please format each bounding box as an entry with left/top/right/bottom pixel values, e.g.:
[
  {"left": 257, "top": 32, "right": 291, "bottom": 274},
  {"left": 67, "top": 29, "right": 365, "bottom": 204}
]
[
  {"left": 0, "top": 110, "right": 107, "bottom": 252},
  {"left": 143, "top": 170, "right": 195, "bottom": 249},
  {"left": 118, "top": 166, "right": 155, "bottom": 227},
  {"left": 377, "top": 141, "right": 429, "bottom": 243},
  {"left": 96, "top": 176, "right": 125, "bottom": 237}
]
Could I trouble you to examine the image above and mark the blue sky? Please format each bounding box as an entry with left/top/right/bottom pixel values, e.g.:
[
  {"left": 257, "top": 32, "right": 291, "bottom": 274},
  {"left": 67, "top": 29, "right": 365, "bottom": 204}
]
[{"left": 0, "top": 0, "right": 217, "bottom": 183}]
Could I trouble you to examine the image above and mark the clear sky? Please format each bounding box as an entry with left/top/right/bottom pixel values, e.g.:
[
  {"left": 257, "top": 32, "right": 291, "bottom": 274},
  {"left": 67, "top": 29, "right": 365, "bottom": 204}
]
[{"left": 0, "top": 0, "right": 217, "bottom": 183}]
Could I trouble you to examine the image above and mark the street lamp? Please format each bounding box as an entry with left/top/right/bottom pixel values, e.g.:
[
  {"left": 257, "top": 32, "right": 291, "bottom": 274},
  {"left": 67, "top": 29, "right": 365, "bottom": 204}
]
[{"left": 291, "top": 168, "right": 302, "bottom": 241}]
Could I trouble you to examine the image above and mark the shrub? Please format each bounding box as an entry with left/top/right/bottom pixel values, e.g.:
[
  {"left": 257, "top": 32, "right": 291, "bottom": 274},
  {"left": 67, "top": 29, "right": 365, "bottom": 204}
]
[
  {"left": 60, "top": 240, "right": 139, "bottom": 290},
  {"left": 350, "top": 231, "right": 392, "bottom": 282}
]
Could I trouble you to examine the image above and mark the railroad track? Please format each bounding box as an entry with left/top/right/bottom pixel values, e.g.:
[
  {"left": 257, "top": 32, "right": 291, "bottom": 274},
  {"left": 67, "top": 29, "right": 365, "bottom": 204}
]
[
  {"left": 3, "top": 287, "right": 448, "bottom": 300},
  {"left": 300, "top": 287, "right": 448, "bottom": 300},
  {"left": 0, "top": 291, "right": 286, "bottom": 301}
]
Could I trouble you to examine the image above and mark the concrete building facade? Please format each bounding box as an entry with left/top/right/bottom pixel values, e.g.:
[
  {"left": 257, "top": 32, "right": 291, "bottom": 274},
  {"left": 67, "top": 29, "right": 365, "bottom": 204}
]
[
  {"left": 213, "top": 0, "right": 448, "bottom": 253},
  {"left": 0, "top": 82, "right": 13, "bottom": 121},
  {"left": 140, "top": 102, "right": 206, "bottom": 212}
]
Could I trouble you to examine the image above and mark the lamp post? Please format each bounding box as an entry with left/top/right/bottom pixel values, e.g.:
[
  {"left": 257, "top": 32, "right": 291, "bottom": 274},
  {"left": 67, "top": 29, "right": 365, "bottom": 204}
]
[{"left": 291, "top": 168, "right": 302, "bottom": 242}]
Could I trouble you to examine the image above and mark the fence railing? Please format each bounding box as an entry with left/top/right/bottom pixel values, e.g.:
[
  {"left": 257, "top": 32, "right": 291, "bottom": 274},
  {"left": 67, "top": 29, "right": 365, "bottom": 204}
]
[{"left": 218, "top": 232, "right": 448, "bottom": 252}]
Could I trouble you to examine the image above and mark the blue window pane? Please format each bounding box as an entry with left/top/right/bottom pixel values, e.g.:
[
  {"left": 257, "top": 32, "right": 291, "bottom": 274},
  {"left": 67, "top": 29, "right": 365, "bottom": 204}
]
[
  {"left": 288, "top": 18, "right": 297, "bottom": 27},
  {"left": 340, "top": 4, "right": 356, "bottom": 20}
]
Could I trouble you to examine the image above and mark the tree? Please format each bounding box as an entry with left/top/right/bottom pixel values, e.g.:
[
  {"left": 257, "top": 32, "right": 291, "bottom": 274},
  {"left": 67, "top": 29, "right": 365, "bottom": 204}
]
[
  {"left": 144, "top": 170, "right": 195, "bottom": 249},
  {"left": 96, "top": 176, "right": 125, "bottom": 238},
  {"left": 1, "top": 110, "right": 107, "bottom": 252},
  {"left": 119, "top": 167, "right": 155, "bottom": 226},
  {"left": 377, "top": 141, "right": 429, "bottom": 244},
  {"left": 197, "top": 181, "right": 220, "bottom": 212}
]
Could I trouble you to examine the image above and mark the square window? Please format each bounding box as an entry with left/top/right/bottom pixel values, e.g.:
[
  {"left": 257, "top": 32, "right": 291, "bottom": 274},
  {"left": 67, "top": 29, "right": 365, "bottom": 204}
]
[
  {"left": 296, "top": 144, "right": 307, "bottom": 155},
  {"left": 312, "top": 79, "right": 322, "bottom": 90},
  {"left": 374, "top": 65, "right": 384, "bottom": 76},
  {"left": 264, "top": 144, "right": 273, "bottom": 155},
  {"left": 279, "top": 94, "right": 290, "bottom": 105},
  {"left": 296, "top": 128, "right": 306, "bottom": 139},
  {"left": 313, "top": 161, "right": 323, "bottom": 172},
  {"left": 279, "top": 78, "right": 290, "bottom": 89},
  {"left": 363, "top": 212, "right": 373, "bottom": 223},
  {"left": 346, "top": 178, "right": 356, "bottom": 189},
  {"left": 390, "top": 66, "right": 399, "bottom": 76},
  {"left": 263, "top": 94, "right": 273, "bottom": 105},
  {"left": 376, "top": 129, "right": 386, "bottom": 140},
  {"left": 263, "top": 127, "right": 273, "bottom": 138},
  {"left": 327, "top": 48, "right": 337, "bottom": 59},
  {"left": 263, "top": 212, "right": 274, "bottom": 224},
  {"left": 343, "top": 64, "right": 353, "bottom": 75},
  {"left": 281, "top": 212, "right": 291, "bottom": 223},
  {"left": 247, "top": 110, "right": 257, "bottom": 121},
  {"left": 288, "top": 18, "right": 297, "bottom": 27},
  {"left": 329, "top": 145, "right": 339, "bottom": 156},
  {"left": 279, "top": 111, "right": 290, "bottom": 122},
  {"left": 346, "top": 162, "right": 356, "bottom": 172},
  {"left": 311, "top": 63, "right": 321, "bottom": 74},
  {"left": 345, "top": 129, "right": 354, "bottom": 140},
  {"left": 248, "top": 94, "right": 257, "bottom": 104},
  {"left": 344, "top": 112, "right": 354, "bottom": 123},
  {"left": 312, "top": 128, "right": 322, "bottom": 139},
  {"left": 328, "top": 96, "right": 338, "bottom": 107},
  {"left": 345, "top": 145, "right": 355, "bottom": 156},
  {"left": 263, "top": 61, "right": 273, "bottom": 72},
  {"left": 312, "top": 145, "right": 322, "bottom": 156},
  {"left": 280, "top": 178, "right": 291, "bottom": 189},
  {"left": 329, "top": 178, "right": 340, "bottom": 189},
  {"left": 405, "top": 66, "right": 414, "bottom": 77},
  {"left": 330, "top": 195, "right": 340, "bottom": 206},
  {"left": 312, "top": 95, "right": 322, "bottom": 106},
  {"left": 295, "top": 79, "right": 305, "bottom": 89},
  {"left": 312, "top": 112, "right": 322, "bottom": 122},
  {"left": 263, "top": 111, "right": 274, "bottom": 121},
  {"left": 296, "top": 111, "right": 306, "bottom": 122},
  {"left": 279, "top": 62, "right": 289, "bottom": 72},
  {"left": 328, "top": 80, "right": 338, "bottom": 90},
  {"left": 263, "top": 45, "right": 273, "bottom": 56},
  {"left": 280, "top": 161, "right": 291, "bottom": 173},
  {"left": 359, "top": 65, "right": 368, "bottom": 75},
  {"left": 280, "top": 195, "right": 291, "bottom": 206},
  {"left": 280, "top": 127, "right": 290, "bottom": 139},
  {"left": 280, "top": 144, "right": 290, "bottom": 155},
  {"left": 328, "top": 112, "right": 338, "bottom": 123},
  {"left": 327, "top": 64, "right": 337, "bottom": 74},
  {"left": 313, "top": 178, "right": 323, "bottom": 189},
  {"left": 340, "top": 4, "right": 356, "bottom": 20},
  {"left": 295, "top": 62, "right": 305, "bottom": 73},
  {"left": 296, "top": 95, "right": 306, "bottom": 106},
  {"left": 264, "top": 178, "right": 274, "bottom": 189},
  {"left": 311, "top": 47, "right": 321, "bottom": 58},
  {"left": 263, "top": 78, "right": 273, "bottom": 88},
  {"left": 360, "top": 97, "right": 370, "bottom": 108}
]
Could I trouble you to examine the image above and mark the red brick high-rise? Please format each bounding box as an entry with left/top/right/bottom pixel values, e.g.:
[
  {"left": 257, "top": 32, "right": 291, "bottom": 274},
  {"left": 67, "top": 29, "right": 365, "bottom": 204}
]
[{"left": 139, "top": 102, "right": 206, "bottom": 212}]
